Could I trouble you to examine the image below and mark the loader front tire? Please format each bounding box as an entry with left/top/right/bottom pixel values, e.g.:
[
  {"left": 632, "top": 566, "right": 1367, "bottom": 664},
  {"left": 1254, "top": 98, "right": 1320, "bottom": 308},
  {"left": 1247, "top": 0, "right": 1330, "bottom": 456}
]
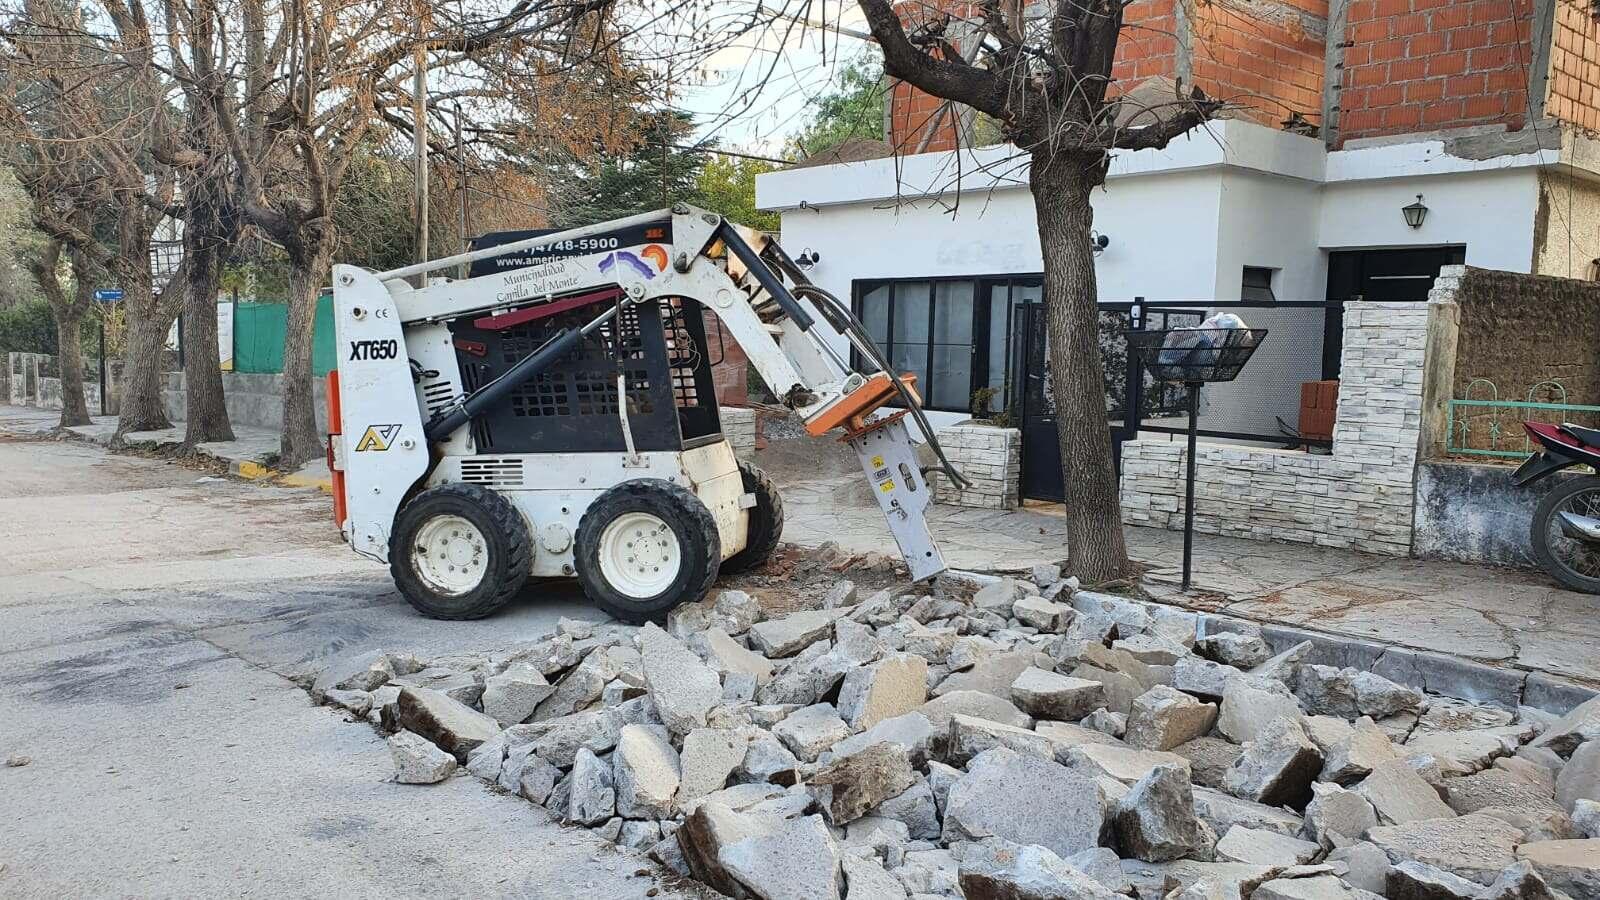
[
  {"left": 720, "top": 460, "right": 784, "bottom": 575},
  {"left": 575, "top": 479, "right": 720, "bottom": 625},
  {"left": 390, "top": 483, "right": 531, "bottom": 620}
]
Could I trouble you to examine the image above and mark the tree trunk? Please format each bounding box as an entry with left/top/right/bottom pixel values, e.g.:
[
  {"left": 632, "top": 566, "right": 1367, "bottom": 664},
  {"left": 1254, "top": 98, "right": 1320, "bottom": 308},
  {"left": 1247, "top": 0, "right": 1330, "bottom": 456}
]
[
  {"left": 115, "top": 289, "right": 176, "bottom": 438},
  {"left": 1030, "top": 148, "right": 1131, "bottom": 585},
  {"left": 182, "top": 242, "right": 235, "bottom": 445},
  {"left": 53, "top": 303, "right": 90, "bottom": 428},
  {"left": 278, "top": 243, "right": 333, "bottom": 469}
]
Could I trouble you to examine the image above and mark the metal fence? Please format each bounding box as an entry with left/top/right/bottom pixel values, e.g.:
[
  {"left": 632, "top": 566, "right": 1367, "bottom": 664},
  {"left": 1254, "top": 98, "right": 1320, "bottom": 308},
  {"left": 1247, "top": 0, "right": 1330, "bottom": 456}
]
[{"left": 1446, "top": 379, "right": 1600, "bottom": 459}]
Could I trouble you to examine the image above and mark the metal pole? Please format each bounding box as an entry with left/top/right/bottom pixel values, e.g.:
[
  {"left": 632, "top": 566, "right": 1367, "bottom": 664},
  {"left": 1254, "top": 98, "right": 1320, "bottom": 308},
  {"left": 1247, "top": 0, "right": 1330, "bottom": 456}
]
[
  {"left": 1182, "top": 381, "right": 1200, "bottom": 591},
  {"left": 455, "top": 102, "right": 468, "bottom": 281},
  {"left": 413, "top": 34, "right": 429, "bottom": 279},
  {"left": 98, "top": 319, "right": 107, "bottom": 417}
]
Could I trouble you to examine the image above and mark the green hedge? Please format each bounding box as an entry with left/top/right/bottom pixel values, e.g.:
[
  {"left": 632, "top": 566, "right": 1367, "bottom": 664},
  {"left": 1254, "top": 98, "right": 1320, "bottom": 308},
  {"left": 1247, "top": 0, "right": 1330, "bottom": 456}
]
[{"left": 0, "top": 300, "right": 57, "bottom": 356}]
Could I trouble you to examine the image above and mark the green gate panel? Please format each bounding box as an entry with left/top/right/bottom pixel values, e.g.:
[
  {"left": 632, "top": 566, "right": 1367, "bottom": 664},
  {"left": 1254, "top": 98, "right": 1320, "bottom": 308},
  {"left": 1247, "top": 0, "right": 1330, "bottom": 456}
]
[
  {"left": 312, "top": 293, "right": 336, "bottom": 376},
  {"left": 231, "top": 295, "right": 337, "bottom": 376}
]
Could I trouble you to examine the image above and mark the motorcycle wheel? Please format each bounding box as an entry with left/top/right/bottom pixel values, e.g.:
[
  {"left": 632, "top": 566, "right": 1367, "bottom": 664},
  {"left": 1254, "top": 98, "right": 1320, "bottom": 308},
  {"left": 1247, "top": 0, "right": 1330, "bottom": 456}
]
[{"left": 1530, "top": 474, "right": 1600, "bottom": 594}]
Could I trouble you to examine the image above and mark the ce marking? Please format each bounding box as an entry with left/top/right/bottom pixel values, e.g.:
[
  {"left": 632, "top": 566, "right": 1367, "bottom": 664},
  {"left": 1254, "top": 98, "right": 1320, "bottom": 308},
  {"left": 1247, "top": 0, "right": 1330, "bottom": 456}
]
[{"left": 375, "top": 307, "right": 391, "bottom": 318}]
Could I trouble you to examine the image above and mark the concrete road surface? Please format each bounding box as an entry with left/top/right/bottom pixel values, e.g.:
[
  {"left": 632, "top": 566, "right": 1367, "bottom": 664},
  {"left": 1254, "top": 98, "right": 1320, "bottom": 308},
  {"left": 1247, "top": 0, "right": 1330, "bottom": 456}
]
[{"left": 0, "top": 432, "right": 703, "bottom": 899}]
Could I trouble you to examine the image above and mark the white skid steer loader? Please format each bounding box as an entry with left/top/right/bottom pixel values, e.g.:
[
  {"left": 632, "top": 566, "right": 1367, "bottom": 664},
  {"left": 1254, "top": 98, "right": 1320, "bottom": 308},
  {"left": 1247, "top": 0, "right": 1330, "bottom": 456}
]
[{"left": 326, "top": 204, "right": 969, "bottom": 623}]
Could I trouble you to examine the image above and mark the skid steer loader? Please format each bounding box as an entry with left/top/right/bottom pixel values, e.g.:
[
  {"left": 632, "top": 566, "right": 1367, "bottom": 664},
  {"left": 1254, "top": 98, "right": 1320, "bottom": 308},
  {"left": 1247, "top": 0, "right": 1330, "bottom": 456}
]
[{"left": 326, "top": 204, "right": 968, "bottom": 623}]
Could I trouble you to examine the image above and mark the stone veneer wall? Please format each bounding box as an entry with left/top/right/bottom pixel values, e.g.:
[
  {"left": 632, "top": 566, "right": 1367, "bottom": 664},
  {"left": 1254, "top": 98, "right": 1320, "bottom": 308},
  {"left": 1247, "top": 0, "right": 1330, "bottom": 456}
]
[
  {"left": 720, "top": 406, "right": 756, "bottom": 459},
  {"left": 1120, "top": 297, "right": 1438, "bottom": 556},
  {"left": 932, "top": 423, "right": 1021, "bottom": 510}
]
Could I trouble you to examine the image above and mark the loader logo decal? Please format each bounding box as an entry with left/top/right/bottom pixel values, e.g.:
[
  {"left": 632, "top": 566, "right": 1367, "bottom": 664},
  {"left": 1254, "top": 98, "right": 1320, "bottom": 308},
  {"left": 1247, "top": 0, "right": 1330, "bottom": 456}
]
[{"left": 355, "top": 424, "right": 402, "bottom": 452}]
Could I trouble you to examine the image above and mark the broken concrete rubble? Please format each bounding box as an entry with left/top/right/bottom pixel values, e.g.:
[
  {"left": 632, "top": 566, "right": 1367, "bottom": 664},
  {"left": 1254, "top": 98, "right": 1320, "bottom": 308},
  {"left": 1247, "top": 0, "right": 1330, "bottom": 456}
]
[
  {"left": 388, "top": 730, "right": 458, "bottom": 784},
  {"left": 1126, "top": 685, "right": 1219, "bottom": 752},
  {"left": 1114, "top": 764, "right": 1215, "bottom": 862}
]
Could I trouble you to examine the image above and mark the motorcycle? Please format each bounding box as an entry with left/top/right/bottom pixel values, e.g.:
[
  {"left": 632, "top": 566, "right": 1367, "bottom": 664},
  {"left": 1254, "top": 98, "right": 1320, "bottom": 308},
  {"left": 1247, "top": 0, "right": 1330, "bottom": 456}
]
[{"left": 1514, "top": 421, "right": 1600, "bottom": 593}]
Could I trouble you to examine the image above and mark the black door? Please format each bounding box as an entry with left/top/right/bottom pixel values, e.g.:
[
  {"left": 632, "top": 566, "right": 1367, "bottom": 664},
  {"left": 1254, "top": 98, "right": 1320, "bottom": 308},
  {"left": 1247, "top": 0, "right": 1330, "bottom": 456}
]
[
  {"left": 1324, "top": 246, "right": 1466, "bottom": 379},
  {"left": 1015, "top": 304, "right": 1139, "bottom": 503}
]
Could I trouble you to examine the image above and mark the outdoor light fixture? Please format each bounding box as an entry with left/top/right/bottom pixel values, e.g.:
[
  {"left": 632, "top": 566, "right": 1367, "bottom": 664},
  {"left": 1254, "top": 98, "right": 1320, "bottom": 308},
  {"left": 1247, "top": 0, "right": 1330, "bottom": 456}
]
[
  {"left": 1402, "top": 194, "right": 1429, "bottom": 229},
  {"left": 796, "top": 248, "right": 820, "bottom": 270},
  {"left": 1091, "top": 231, "right": 1111, "bottom": 254}
]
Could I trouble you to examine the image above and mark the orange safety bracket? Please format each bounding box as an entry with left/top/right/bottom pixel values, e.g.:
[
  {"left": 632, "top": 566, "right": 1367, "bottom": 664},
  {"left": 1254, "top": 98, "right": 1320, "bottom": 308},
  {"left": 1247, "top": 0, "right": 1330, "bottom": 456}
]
[{"left": 804, "top": 372, "right": 921, "bottom": 438}]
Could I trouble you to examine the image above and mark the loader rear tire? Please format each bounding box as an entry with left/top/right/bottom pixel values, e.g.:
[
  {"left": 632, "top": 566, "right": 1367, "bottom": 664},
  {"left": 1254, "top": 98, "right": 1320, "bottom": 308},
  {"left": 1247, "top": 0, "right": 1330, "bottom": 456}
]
[
  {"left": 720, "top": 460, "right": 784, "bottom": 575},
  {"left": 574, "top": 479, "right": 720, "bottom": 625},
  {"left": 390, "top": 483, "right": 531, "bottom": 620}
]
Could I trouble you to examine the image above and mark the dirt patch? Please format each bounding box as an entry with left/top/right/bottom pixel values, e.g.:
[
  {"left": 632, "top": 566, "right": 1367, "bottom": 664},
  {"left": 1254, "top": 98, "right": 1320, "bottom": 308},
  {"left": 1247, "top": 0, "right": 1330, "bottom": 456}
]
[{"left": 719, "top": 541, "right": 917, "bottom": 617}]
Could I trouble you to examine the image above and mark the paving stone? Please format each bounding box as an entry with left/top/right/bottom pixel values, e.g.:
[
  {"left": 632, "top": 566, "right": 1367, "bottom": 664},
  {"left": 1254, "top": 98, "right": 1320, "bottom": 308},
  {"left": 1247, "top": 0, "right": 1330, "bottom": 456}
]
[
  {"left": 1010, "top": 667, "right": 1107, "bottom": 722},
  {"left": 1197, "top": 632, "right": 1273, "bottom": 669},
  {"left": 773, "top": 702, "right": 850, "bottom": 763},
  {"left": 1192, "top": 787, "right": 1306, "bottom": 840},
  {"left": 942, "top": 746, "right": 1107, "bottom": 858},
  {"left": 1062, "top": 741, "right": 1194, "bottom": 787},
  {"left": 692, "top": 627, "right": 776, "bottom": 684},
  {"left": 612, "top": 724, "right": 680, "bottom": 820},
  {"left": 1218, "top": 675, "right": 1305, "bottom": 744},
  {"left": 1215, "top": 825, "right": 1320, "bottom": 865},
  {"left": 871, "top": 778, "right": 941, "bottom": 842},
  {"left": 1555, "top": 740, "right": 1599, "bottom": 814},
  {"left": 388, "top": 729, "right": 458, "bottom": 784},
  {"left": 718, "top": 813, "right": 843, "bottom": 900},
  {"left": 1357, "top": 758, "right": 1458, "bottom": 825},
  {"left": 748, "top": 608, "right": 846, "bottom": 658},
  {"left": 1367, "top": 812, "right": 1523, "bottom": 886},
  {"left": 947, "top": 714, "right": 1057, "bottom": 766},
  {"left": 1114, "top": 764, "right": 1216, "bottom": 862},
  {"left": 934, "top": 650, "right": 1042, "bottom": 701},
  {"left": 1515, "top": 839, "right": 1600, "bottom": 898},
  {"left": 839, "top": 653, "right": 928, "bottom": 731},
  {"left": 1304, "top": 782, "right": 1379, "bottom": 849},
  {"left": 394, "top": 686, "right": 501, "bottom": 762},
  {"left": 958, "top": 838, "right": 1121, "bottom": 900},
  {"left": 917, "top": 690, "right": 1033, "bottom": 732},
  {"left": 810, "top": 743, "right": 916, "bottom": 825},
  {"left": 1126, "top": 685, "right": 1219, "bottom": 752},
  {"left": 1013, "top": 595, "right": 1072, "bottom": 632},
  {"left": 1173, "top": 737, "right": 1244, "bottom": 791},
  {"left": 1223, "top": 716, "right": 1323, "bottom": 809},
  {"left": 564, "top": 747, "right": 615, "bottom": 826},
  {"left": 638, "top": 622, "right": 724, "bottom": 737},
  {"left": 842, "top": 853, "right": 909, "bottom": 900},
  {"left": 479, "top": 663, "right": 555, "bottom": 728}
]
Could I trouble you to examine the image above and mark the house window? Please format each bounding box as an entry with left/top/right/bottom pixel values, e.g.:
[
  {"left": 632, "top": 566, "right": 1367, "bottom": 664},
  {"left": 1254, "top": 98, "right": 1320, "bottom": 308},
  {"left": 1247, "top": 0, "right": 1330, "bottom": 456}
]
[
  {"left": 854, "top": 275, "right": 1039, "bottom": 414},
  {"left": 1242, "top": 267, "right": 1277, "bottom": 302}
]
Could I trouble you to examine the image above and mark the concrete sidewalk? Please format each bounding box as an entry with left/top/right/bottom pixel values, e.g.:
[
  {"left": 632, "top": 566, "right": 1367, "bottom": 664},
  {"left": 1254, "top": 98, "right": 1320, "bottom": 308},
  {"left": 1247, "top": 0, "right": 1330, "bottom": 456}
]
[{"left": 0, "top": 404, "right": 331, "bottom": 489}]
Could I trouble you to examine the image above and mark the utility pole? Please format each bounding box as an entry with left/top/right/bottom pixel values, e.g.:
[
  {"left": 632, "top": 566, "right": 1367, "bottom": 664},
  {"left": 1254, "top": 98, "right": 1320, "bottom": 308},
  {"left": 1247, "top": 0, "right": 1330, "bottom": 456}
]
[
  {"left": 413, "top": 25, "right": 429, "bottom": 279},
  {"left": 456, "top": 103, "right": 469, "bottom": 280}
]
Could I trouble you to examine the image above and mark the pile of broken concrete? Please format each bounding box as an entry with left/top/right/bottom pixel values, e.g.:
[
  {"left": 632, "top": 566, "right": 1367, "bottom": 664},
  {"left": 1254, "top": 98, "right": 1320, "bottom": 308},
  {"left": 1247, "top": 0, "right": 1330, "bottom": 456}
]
[{"left": 311, "top": 571, "right": 1600, "bottom": 900}]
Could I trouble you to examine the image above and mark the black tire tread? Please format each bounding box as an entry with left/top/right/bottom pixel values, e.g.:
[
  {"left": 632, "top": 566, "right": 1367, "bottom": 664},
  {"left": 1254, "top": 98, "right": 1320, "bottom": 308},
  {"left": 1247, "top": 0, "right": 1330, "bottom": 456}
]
[
  {"left": 720, "top": 460, "right": 784, "bottom": 574},
  {"left": 1530, "top": 474, "right": 1600, "bottom": 595},
  {"left": 389, "top": 482, "right": 532, "bottom": 620},
  {"left": 574, "top": 479, "right": 720, "bottom": 624}
]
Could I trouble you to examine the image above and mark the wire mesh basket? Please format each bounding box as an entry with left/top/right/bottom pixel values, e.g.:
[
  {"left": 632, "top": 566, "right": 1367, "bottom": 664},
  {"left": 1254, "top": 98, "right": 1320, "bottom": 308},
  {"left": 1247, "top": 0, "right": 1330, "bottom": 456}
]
[{"left": 1125, "top": 328, "right": 1268, "bottom": 384}]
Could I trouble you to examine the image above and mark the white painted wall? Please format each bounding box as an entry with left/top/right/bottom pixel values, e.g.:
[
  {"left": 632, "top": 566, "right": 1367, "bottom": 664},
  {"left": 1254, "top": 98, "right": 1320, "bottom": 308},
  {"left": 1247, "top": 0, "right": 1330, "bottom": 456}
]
[{"left": 1317, "top": 168, "right": 1540, "bottom": 270}]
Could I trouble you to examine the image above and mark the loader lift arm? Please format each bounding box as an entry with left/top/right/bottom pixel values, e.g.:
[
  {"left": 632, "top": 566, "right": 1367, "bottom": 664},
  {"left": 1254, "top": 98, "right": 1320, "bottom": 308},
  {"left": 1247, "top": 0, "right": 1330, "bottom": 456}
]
[{"left": 357, "top": 204, "right": 966, "bottom": 581}]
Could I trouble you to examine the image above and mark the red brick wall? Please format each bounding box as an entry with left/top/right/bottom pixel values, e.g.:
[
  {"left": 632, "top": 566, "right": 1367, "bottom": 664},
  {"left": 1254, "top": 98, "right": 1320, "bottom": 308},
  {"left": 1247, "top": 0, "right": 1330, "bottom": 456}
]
[
  {"left": 1189, "top": 1, "right": 1327, "bottom": 128},
  {"left": 702, "top": 310, "right": 750, "bottom": 406},
  {"left": 1338, "top": 0, "right": 1536, "bottom": 143},
  {"left": 1547, "top": 0, "right": 1600, "bottom": 133}
]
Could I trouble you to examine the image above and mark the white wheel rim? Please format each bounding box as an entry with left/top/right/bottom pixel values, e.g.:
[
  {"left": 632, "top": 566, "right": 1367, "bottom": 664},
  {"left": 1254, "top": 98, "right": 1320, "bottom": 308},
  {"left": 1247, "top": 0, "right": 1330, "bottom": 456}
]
[
  {"left": 412, "top": 514, "right": 489, "bottom": 596},
  {"left": 597, "top": 512, "right": 682, "bottom": 599}
]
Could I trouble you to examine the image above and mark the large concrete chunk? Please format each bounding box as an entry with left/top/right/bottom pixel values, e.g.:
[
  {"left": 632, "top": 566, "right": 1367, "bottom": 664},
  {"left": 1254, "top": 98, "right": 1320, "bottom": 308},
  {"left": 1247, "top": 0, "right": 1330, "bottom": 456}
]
[
  {"left": 565, "top": 747, "right": 616, "bottom": 826},
  {"left": 1253, "top": 875, "right": 1383, "bottom": 899},
  {"left": 959, "top": 838, "right": 1121, "bottom": 900},
  {"left": 1011, "top": 667, "right": 1107, "bottom": 722},
  {"left": 935, "top": 650, "right": 1043, "bottom": 700},
  {"left": 388, "top": 729, "right": 458, "bottom": 784},
  {"left": 828, "top": 712, "right": 935, "bottom": 766},
  {"left": 693, "top": 628, "right": 775, "bottom": 684},
  {"left": 1297, "top": 666, "right": 1424, "bottom": 720},
  {"left": 1064, "top": 742, "right": 1193, "bottom": 785},
  {"left": 1367, "top": 813, "right": 1523, "bottom": 886},
  {"left": 1013, "top": 595, "right": 1074, "bottom": 633},
  {"left": 530, "top": 647, "right": 622, "bottom": 720},
  {"left": 1305, "top": 782, "right": 1379, "bottom": 849},
  {"left": 1114, "top": 764, "right": 1216, "bottom": 862},
  {"left": 918, "top": 690, "right": 1033, "bottom": 731},
  {"left": 1405, "top": 729, "right": 1522, "bottom": 777},
  {"left": 1197, "top": 632, "right": 1274, "bottom": 669},
  {"left": 1532, "top": 695, "right": 1600, "bottom": 758},
  {"left": 677, "top": 728, "right": 747, "bottom": 803},
  {"left": 1357, "top": 758, "right": 1457, "bottom": 825},
  {"left": 1223, "top": 715, "right": 1323, "bottom": 808},
  {"left": 1515, "top": 839, "right": 1600, "bottom": 899},
  {"left": 947, "top": 714, "right": 1057, "bottom": 766},
  {"left": 871, "top": 778, "right": 941, "bottom": 841},
  {"left": 809, "top": 743, "right": 917, "bottom": 825},
  {"left": 838, "top": 653, "right": 928, "bottom": 731},
  {"left": 313, "top": 649, "right": 400, "bottom": 700},
  {"left": 842, "top": 853, "right": 908, "bottom": 900},
  {"left": 1193, "top": 787, "right": 1307, "bottom": 839},
  {"left": 1175, "top": 657, "right": 1248, "bottom": 699},
  {"left": 1215, "top": 825, "right": 1320, "bottom": 866},
  {"left": 613, "top": 724, "right": 681, "bottom": 820},
  {"left": 748, "top": 609, "right": 844, "bottom": 658},
  {"left": 480, "top": 663, "right": 555, "bottom": 728},
  {"left": 1387, "top": 861, "right": 1485, "bottom": 900},
  {"left": 718, "top": 813, "right": 843, "bottom": 900},
  {"left": 772, "top": 702, "right": 850, "bottom": 763},
  {"left": 942, "top": 746, "right": 1107, "bottom": 858},
  {"left": 1320, "top": 717, "right": 1400, "bottom": 784},
  {"left": 1555, "top": 740, "right": 1599, "bottom": 814},
  {"left": 738, "top": 731, "right": 801, "bottom": 786},
  {"left": 1219, "top": 675, "right": 1305, "bottom": 744},
  {"left": 638, "top": 622, "right": 723, "bottom": 736},
  {"left": 1126, "top": 685, "right": 1219, "bottom": 752},
  {"left": 1445, "top": 768, "right": 1565, "bottom": 817},
  {"left": 1174, "top": 736, "right": 1245, "bottom": 791},
  {"left": 395, "top": 686, "right": 501, "bottom": 762}
]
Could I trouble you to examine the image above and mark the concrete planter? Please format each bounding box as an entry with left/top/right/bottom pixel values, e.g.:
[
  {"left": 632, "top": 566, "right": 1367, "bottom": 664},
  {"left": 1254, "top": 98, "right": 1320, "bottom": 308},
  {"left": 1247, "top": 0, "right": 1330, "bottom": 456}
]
[{"left": 932, "top": 422, "right": 1021, "bottom": 510}]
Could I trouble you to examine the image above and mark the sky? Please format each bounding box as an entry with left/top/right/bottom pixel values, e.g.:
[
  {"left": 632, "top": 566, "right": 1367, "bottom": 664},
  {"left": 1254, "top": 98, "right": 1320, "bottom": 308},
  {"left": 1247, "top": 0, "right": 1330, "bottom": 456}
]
[{"left": 659, "top": 0, "right": 876, "bottom": 155}]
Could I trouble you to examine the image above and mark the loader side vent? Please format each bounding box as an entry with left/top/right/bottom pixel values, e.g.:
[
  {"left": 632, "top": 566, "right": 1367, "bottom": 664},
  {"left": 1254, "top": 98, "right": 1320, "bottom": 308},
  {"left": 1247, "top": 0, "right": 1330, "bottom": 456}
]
[
  {"left": 460, "top": 457, "right": 525, "bottom": 488},
  {"left": 422, "top": 380, "right": 455, "bottom": 417}
]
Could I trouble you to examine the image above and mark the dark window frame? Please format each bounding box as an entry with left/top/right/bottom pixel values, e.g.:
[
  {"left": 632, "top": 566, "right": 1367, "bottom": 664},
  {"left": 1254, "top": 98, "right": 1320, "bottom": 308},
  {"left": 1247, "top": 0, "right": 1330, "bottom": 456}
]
[{"left": 852, "top": 273, "right": 1042, "bottom": 415}]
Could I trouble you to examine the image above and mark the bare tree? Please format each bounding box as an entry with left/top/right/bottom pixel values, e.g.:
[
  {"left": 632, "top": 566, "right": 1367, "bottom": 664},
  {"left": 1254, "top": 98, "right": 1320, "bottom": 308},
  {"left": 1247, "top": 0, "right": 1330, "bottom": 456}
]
[
  {"left": 25, "top": 238, "right": 96, "bottom": 425},
  {"left": 854, "top": 0, "right": 1221, "bottom": 583}
]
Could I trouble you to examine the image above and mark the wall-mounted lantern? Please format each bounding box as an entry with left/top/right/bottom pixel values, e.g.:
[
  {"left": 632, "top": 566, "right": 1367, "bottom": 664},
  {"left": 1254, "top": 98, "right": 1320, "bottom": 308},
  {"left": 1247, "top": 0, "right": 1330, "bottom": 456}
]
[
  {"left": 796, "top": 248, "right": 821, "bottom": 271},
  {"left": 1402, "top": 194, "right": 1429, "bottom": 229}
]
